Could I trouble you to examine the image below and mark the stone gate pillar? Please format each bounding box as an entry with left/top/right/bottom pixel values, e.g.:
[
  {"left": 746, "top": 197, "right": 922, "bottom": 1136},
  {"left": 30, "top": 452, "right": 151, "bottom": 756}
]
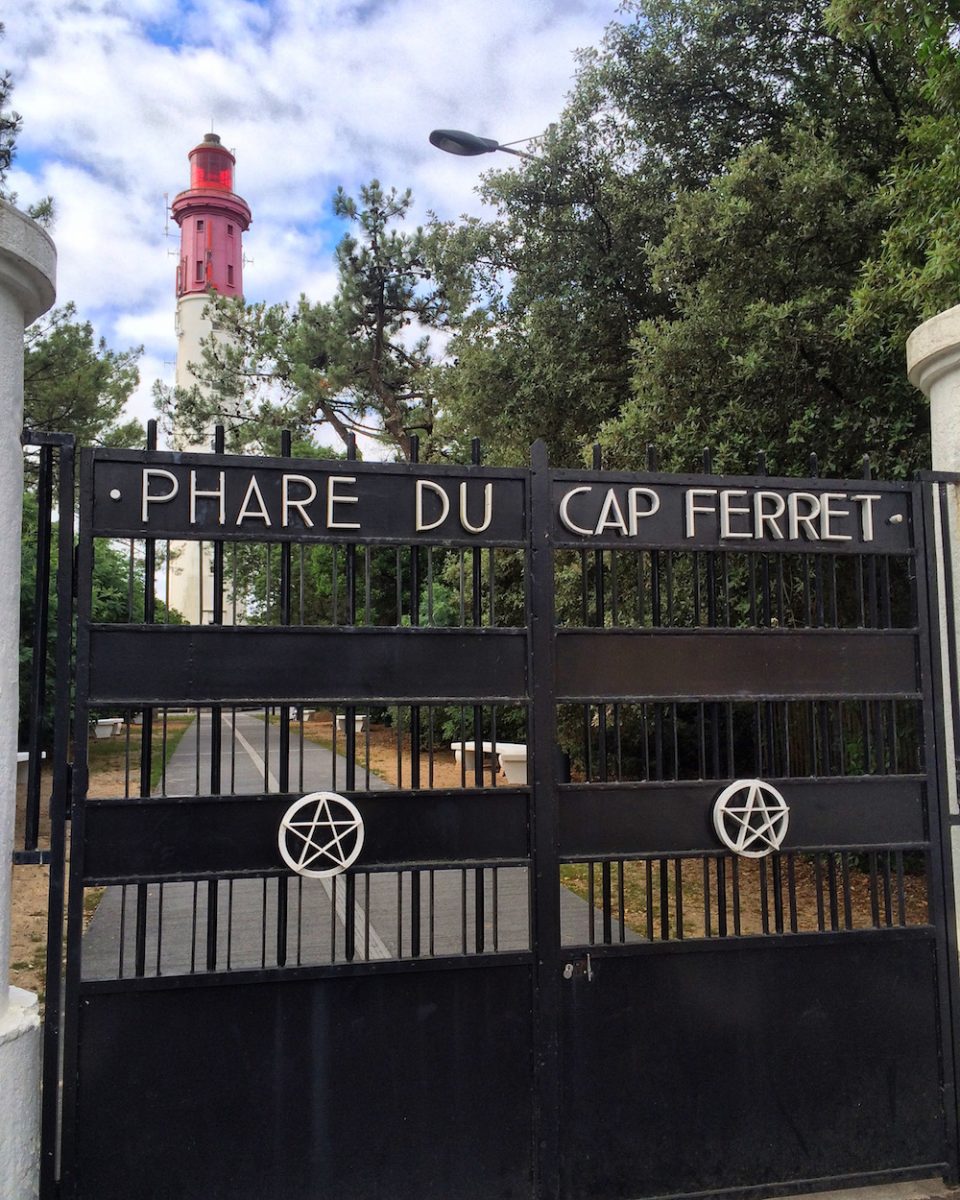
[
  {"left": 908, "top": 305, "right": 960, "bottom": 952},
  {"left": 0, "top": 199, "right": 56, "bottom": 1200},
  {"left": 908, "top": 305, "right": 960, "bottom": 471}
]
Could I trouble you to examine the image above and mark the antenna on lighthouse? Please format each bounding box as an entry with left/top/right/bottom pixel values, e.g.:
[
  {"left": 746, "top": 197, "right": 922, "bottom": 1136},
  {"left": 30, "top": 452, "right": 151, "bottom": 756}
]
[{"left": 163, "top": 192, "right": 178, "bottom": 255}]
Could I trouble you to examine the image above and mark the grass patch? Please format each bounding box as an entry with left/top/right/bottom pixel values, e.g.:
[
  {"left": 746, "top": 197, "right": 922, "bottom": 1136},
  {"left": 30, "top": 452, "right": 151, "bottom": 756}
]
[
  {"left": 79, "top": 719, "right": 193, "bottom": 931},
  {"left": 87, "top": 715, "right": 194, "bottom": 792},
  {"left": 560, "top": 862, "right": 689, "bottom": 937}
]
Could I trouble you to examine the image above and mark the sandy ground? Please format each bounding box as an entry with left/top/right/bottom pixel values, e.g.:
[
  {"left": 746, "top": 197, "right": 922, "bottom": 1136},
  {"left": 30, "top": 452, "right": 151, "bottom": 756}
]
[
  {"left": 9, "top": 770, "right": 52, "bottom": 1002},
  {"left": 6, "top": 721, "right": 470, "bottom": 1005},
  {"left": 8, "top": 738, "right": 179, "bottom": 1005},
  {"left": 8, "top": 720, "right": 932, "bottom": 1008}
]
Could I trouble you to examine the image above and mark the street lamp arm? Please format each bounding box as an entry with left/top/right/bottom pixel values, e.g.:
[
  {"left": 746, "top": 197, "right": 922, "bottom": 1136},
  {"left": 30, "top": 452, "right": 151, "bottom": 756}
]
[{"left": 492, "top": 144, "right": 537, "bottom": 161}]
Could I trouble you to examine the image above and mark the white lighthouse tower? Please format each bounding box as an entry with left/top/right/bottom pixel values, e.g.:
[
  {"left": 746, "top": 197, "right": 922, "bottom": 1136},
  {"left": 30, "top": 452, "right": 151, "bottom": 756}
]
[{"left": 168, "top": 132, "right": 251, "bottom": 623}]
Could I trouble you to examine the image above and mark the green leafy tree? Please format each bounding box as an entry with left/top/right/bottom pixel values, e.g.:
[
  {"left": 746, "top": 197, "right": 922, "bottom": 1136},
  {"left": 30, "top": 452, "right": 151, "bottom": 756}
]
[
  {"left": 0, "top": 26, "right": 19, "bottom": 190},
  {"left": 0, "top": 25, "right": 53, "bottom": 224},
  {"left": 160, "top": 181, "right": 461, "bottom": 461},
  {"left": 431, "top": 0, "right": 923, "bottom": 468},
  {"left": 23, "top": 303, "right": 143, "bottom": 445},
  {"left": 19, "top": 499, "right": 180, "bottom": 743},
  {"left": 599, "top": 124, "right": 928, "bottom": 476},
  {"left": 828, "top": 2, "right": 960, "bottom": 351}
]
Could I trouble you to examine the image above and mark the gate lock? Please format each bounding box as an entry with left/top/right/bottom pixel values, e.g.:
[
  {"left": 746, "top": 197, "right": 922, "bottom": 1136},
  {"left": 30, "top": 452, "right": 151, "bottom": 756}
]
[{"left": 562, "top": 954, "right": 594, "bottom": 982}]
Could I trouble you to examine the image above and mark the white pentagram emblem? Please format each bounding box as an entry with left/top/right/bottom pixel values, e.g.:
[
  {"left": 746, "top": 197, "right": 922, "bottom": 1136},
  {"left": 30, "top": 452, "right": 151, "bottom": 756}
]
[
  {"left": 278, "top": 791, "right": 365, "bottom": 878},
  {"left": 712, "top": 779, "right": 790, "bottom": 858}
]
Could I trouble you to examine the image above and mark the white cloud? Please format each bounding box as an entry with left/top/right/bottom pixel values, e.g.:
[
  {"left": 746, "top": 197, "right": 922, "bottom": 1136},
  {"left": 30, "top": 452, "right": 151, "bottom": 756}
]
[
  {"left": 4, "top": 0, "right": 618, "bottom": 442},
  {"left": 125, "top": 350, "right": 174, "bottom": 432}
]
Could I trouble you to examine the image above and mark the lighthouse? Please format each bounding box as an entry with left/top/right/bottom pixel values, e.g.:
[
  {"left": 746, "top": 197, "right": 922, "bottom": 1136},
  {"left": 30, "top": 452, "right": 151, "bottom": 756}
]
[
  {"left": 168, "top": 132, "right": 251, "bottom": 623},
  {"left": 172, "top": 131, "right": 251, "bottom": 422}
]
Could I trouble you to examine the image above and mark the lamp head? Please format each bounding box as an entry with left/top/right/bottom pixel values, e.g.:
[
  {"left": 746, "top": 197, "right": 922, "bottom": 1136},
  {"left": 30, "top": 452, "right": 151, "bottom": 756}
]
[{"left": 429, "top": 129, "right": 501, "bottom": 157}]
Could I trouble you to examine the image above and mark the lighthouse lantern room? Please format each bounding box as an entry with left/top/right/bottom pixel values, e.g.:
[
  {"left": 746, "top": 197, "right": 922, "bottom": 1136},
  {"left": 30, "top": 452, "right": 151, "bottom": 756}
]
[{"left": 172, "top": 132, "right": 251, "bottom": 300}]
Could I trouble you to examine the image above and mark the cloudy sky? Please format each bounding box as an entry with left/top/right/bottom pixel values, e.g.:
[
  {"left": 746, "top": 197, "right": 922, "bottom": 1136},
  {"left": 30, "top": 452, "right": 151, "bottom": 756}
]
[{"left": 3, "top": 0, "right": 619, "bottom": 438}]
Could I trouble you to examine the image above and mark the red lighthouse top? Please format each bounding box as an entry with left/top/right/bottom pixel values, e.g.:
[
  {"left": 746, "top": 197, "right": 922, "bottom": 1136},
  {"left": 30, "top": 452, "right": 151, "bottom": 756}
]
[{"left": 171, "top": 132, "right": 251, "bottom": 300}]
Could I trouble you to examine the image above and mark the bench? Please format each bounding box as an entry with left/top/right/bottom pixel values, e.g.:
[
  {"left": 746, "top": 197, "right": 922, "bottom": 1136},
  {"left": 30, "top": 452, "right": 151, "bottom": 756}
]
[
  {"left": 93, "top": 718, "right": 124, "bottom": 739},
  {"left": 450, "top": 741, "right": 528, "bottom": 784},
  {"left": 16, "top": 750, "right": 46, "bottom": 786},
  {"left": 335, "top": 714, "right": 368, "bottom": 735},
  {"left": 497, "top": 743, "right": 528, "bottom": 785}
]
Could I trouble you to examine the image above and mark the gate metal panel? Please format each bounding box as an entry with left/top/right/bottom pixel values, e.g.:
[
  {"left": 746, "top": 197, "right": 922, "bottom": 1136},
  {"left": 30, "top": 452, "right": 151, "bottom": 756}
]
[
  {"left": 555, "top": 628, "right": 919, "bottom": 697},
  {"left": 86, "top": 624, "right": 528, "bottom": 703},
  {"left": 560, "top": 938, "right": 944, "bottom": 1199},
  {"left": 58, "top": 442, "right": 539, "bottom": 1200},
  {"left": 550, "top": 469, "right": 958, "bottom": 1200},
  {"left": 45, "top": 442, "right": 960, "bottom": 1200}
]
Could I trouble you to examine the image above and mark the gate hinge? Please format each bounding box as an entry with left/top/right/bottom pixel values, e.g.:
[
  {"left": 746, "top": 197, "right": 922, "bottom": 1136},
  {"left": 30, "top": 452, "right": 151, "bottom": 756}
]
[{"left": 12, "top": 849, "right": 52, "bottom": 866}]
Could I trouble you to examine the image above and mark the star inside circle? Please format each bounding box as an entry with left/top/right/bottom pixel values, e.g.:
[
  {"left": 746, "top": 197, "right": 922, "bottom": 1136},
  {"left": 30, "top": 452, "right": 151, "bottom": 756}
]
[
  {"left": 278, "top": 791, "right": 365, "bottom": 878},
  {"left": 712, "top": 779, "right": 789, "bottom": 859}
]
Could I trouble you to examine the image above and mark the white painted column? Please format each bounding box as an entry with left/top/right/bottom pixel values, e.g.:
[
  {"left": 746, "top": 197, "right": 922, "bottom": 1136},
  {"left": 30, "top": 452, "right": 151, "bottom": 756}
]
[
  {"left": 908, "top": 306, "right": 960, "bottom": 969},
  {"left": 0, "top": 199, "right": 55, "bottom": 1200},
  {"left": 908, "top": 305, "right": 960, "bottom": 471}
]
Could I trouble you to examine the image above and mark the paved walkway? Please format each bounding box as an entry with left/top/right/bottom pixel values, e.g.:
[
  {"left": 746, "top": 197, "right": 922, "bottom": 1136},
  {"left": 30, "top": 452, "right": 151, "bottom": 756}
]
[
  {"left": 82, "top": 712, "right": 613, "bottom": 979},
  {"left": 784, "top": 1183, "right": 955, "bottom": 1200}
]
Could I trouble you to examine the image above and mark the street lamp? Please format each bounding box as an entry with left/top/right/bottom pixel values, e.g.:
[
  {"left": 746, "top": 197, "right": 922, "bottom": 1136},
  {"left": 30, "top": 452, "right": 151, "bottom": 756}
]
[{"left": 429, "top": 129, "right": 538, "bottom": 161}]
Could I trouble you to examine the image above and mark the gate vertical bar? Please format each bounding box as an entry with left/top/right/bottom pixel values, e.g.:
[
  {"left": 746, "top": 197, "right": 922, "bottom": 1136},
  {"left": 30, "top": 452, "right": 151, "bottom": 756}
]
[
  {"left": 23, "top": 441, "right": 53, "bottom": 854},
  {"left": 58, "top": 447, "right": 96, "bottom": 1196},
  {"left": 276, "top": 430, "right": 291, "bottom": 967},
  {"left": 343, "top": 433, "right": 357, "bottom": 961},
  {"left": 409, "top": 435, "right": 421, "bottom": 957},
  {"left": 39, "top": 435, "right": 75, "bottom": 1199},
  {"left": 592, "top": 445, "right": 612, "bottom": 943},
  {"left": 529, "top": 439, "right": 561, "bottom": 1199},
  {"left": 471, "top": 439, "right": 485, "bottom": 951},
  {"left": 209, "top": 425, "right": 225, "bottom": 804},
  {"left": 135, "top": 422, "right": 158, "bottom": 978},
  {"left": 920, "top": 476, "right": 960, "bottom": 1183}
]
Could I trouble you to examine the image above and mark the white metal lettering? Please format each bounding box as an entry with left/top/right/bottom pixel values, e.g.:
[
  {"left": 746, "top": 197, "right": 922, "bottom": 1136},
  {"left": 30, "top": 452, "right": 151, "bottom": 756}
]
[
  {"left": 189, "top": 470, "right": 226, "bottom": 526},
  {"left": 558, "top": 486, "right": 594, "bottom": 537},
  {"left": 459, "top": 481, "right": 493, "bottom": 534},
  {"left": 627, "top": 487, "right": 660, "bottom": 534},
  {"left": 594, "top": 489, "right": 629, "bottom": 536},
  {"left": 415, "top": 479, "right": 450, "bottom": 532},
  {"left": 851, "top": 493, "right": 880, "bottom": 542},
  {"left": 787, "top": 492, "right": 821, "bottom": 541},
  {"left": 753, "top": 492, "right": 786, "bottom": 540},
  {"left": 326, "top": 476, "right": 360, "bottom": 530},
  {"left": 141, "top": 469, "right": 179, "bottom": 522},
  {"left": 282, "top": 474, "right": 317, "bottom": 528},
  {"left": 685, "top": 489, "right": 718, "bottom": 537},
  {"left": 237, "top": 475, "right": 272, "bottom": 526},
  {"left": 820, "top": 493, "right": 852, "bottom": 542},
  {"left": 719, "top": 490, "right": 751, "bottom": 539}
]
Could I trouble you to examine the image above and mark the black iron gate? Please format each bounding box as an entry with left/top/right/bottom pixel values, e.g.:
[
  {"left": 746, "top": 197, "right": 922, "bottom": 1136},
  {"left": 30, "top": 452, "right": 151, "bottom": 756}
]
[{"left": 41, "top": 437, "right": 960, "bottom": 1199}]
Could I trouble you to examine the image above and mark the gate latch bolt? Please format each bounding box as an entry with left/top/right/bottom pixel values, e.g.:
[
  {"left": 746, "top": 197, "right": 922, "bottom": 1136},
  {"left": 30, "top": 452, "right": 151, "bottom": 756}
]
[{"left": 562, "top": 955, "right": 594, "bottom": 982}]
